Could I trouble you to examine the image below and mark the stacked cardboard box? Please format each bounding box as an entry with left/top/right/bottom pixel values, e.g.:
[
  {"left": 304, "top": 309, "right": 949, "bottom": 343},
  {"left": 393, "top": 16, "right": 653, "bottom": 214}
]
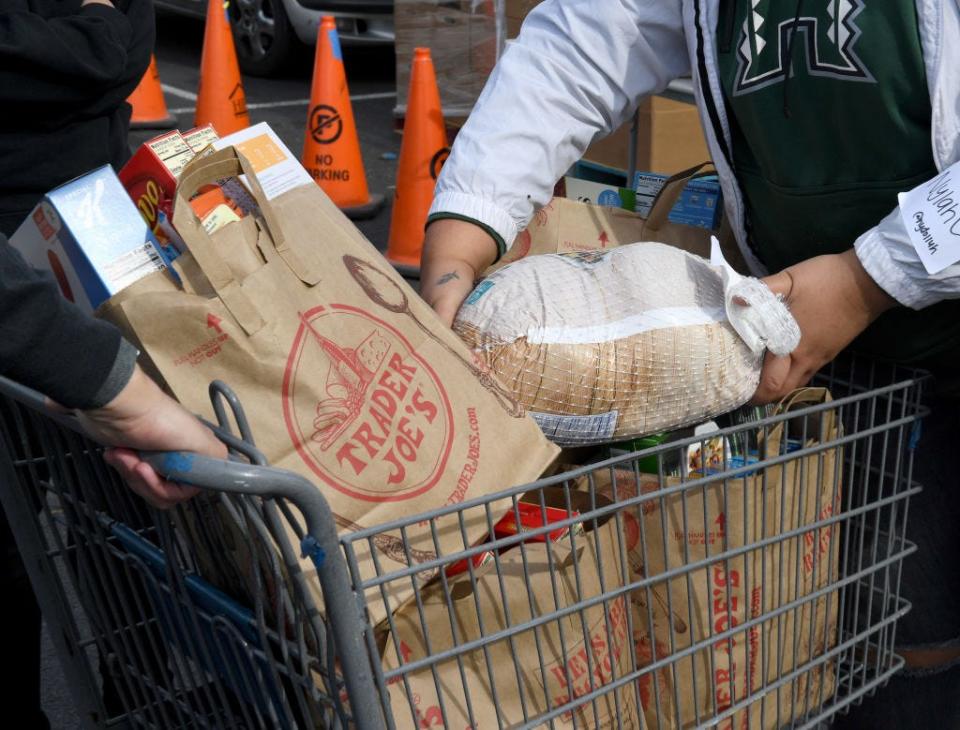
[
  {"left": 502, "top": 0, "right": 711, "bottom": 174},
  {"left": 588, "top": 96, "right": 711, "bottom": 175}
]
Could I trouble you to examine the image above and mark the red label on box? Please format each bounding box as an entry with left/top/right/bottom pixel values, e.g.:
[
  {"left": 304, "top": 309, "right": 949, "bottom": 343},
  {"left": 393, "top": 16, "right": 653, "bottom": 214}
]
[
  {"left": 444, "top": 550, "right": 495, "bottom": 578},
  {"left": 32, "top": 207, "right": 54, "bottom": 240},
  {"left": 494, "top": 501, "right": 580, "bottom": 543},
  {"left": 119, "top": 131, "right": 191, "bottom": 242}
]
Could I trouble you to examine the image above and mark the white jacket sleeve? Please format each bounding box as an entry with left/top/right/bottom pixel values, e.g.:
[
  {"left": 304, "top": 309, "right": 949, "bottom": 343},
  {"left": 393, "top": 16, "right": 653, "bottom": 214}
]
[
  {"left": 429, "top": 0, "right": 689, "bottom": 256},
  {"left": 855, "top": 164, "right": 960, "bottom": 309}
]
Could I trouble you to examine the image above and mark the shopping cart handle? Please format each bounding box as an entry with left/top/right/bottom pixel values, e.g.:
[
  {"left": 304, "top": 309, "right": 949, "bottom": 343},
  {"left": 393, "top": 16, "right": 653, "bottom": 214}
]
[{"left": 140, "top": 450, "right": 334, "bottom": 543}]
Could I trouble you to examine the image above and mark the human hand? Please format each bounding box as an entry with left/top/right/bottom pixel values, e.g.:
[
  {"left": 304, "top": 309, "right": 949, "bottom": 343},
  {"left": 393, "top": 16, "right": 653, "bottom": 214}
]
[
  {"left": 749, "top": 248, "right": 896, "bottom": 404},
  {"left": 420, "top": 218, "right": 499, "bottom": 327},
  {"left": 78, "top": 366, "right": 227, "bottom": 509}
]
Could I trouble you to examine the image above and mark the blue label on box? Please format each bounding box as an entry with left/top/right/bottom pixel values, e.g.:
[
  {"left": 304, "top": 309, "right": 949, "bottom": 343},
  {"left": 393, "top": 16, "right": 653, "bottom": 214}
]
[{"left": 633, "top": 172, "right": 723, "bottom": 231}]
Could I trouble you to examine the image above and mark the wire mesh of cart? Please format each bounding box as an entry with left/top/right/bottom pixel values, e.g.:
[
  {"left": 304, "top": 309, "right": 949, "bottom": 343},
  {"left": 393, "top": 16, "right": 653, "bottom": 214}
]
[{"left": 0, "top": 353, "right": 927, "bottom": 730}]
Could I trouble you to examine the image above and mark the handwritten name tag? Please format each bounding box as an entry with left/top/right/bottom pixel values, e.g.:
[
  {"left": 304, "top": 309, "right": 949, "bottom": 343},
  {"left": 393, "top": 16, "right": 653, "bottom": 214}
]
[{"left": 898, "top": 161, "right": 960, "bottom": 275}]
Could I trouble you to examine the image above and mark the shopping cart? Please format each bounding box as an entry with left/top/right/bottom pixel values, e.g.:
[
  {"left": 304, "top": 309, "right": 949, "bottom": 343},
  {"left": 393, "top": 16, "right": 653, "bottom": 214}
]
[{"left": 0, "top": 353, "right": 926, "bottom": 730}]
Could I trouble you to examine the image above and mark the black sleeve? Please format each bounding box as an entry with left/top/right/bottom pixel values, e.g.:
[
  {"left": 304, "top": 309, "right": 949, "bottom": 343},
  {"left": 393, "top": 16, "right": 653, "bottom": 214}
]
[
  {"left": 0, "top": 0, "right": 154, "bottom": 109},
  {"left": 0, "top": 234, "right": 135, "bottom": 409}
]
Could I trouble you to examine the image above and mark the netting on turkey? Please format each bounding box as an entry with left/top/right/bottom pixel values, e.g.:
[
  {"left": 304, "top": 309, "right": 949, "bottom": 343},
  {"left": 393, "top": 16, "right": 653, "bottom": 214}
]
[{"left": 454, "top": 242, "right": 799, "bottom": 446}]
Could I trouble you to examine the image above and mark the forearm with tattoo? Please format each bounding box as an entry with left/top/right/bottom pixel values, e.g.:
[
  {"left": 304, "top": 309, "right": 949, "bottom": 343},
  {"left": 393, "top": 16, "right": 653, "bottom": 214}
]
[{"left": 435, "top": 271, "right": 461, "bottom": 286}]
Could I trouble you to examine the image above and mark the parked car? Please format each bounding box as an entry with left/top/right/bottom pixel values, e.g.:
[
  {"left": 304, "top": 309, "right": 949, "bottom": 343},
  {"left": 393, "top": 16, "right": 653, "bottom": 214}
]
[{"left": 155, "top": 0, "right": 394, "bottom": 76}]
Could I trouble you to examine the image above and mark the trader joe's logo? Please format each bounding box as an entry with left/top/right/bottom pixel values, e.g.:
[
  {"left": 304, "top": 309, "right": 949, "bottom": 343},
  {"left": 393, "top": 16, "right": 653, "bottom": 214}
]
[{"left": 283, "top": 305, "right": 454, "bottom": 502}]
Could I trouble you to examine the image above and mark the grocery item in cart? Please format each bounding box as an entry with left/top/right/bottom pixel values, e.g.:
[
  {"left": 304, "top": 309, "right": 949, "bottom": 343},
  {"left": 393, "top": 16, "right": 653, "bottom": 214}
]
[
  {"left": 99, "top": 136, "right": 559, "bottom": 626},
  {"left": 189, "top": 184, "right": 247, "bottom": 234},
  {"left": 182, "top": 124, "right": 220, "bottom": 154},
  {"left": 119, "top": 130, "right": 198, "bottom": 254},
  {"left": 580, "top": 389, "right": 842, "bottom": 730},
  {"left": 10, "top": 165, "right": 177, "bottom": 315},
  {"left": 382, "top": 491, "right": 643, "bottom": 729},
  {"left": 442, "top": 490, "right": 583, "bottom": 577},
  {"left": 455, "top": 241, "right": 800, "bottom": 445}
]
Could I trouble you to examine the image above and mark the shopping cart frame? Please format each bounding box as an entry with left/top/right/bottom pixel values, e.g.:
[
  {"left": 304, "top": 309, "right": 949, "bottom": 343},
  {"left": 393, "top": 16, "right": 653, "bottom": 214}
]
[
  {"left": 0, "top": 353, "right": 928, "bottom": 729},
  {"left": 0, "top": 377, "right": 394, "bottom": 729}
]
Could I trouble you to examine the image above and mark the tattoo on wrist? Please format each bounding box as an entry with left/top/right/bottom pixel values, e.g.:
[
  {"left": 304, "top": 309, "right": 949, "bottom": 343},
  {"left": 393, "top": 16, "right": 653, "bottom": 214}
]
[{"left": 436, "top": 271, "right": 460, "bottom": 286}]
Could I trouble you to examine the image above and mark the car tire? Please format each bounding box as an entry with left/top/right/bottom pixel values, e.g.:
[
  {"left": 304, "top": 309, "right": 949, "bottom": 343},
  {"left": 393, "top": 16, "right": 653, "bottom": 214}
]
[{"left": 230, "top": 0, "right": 302, "bottom": 77}]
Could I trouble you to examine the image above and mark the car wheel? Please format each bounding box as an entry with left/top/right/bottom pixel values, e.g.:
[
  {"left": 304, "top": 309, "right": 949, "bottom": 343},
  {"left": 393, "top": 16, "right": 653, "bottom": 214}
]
[{"left": 230, "top": 0, "right": 299, "bottom": 77}]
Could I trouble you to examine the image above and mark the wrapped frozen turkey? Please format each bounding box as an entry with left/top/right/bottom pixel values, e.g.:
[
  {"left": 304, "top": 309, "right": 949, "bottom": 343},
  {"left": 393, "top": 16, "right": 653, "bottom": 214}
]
[{"left": 454, "top": 242, "right": 800, "bottom": 446}]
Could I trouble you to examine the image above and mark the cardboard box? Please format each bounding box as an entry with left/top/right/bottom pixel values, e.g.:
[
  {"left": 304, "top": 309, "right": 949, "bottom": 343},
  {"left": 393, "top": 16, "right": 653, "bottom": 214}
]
[
  {"left": 121, "top": 130, "right": 194, "bottom": 191},
  {"left": 11, "top": 165, "right": 175, "bottom": 314},
  {"left": 182, "top": 124, "right": 220, "bottom": 154},
  {"left": 584, "top": 96, "right": 711, "bottom": 176},
  {"left": 558, "top": 172, "right": 722, "bottom": 231},
  {"left": 212, "top": 122, "right": 314, "bottom": 201},
  {"left": 561, "top": 176, "right": 636, "bottom": 211},
  {"left": 488, "top": 194, "right": 748, "bottom": 275},
  {"left": 119, "top": 130, "right": 196, "bottom": 255}
]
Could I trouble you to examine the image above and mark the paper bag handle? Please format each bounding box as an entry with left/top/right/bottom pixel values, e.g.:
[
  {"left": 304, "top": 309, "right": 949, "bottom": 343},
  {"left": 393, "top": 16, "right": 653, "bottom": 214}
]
[
  {"left": 173, "top": 149, "right": 324, "bottom": 331},
  {"left": 176, "top": 148, "right": 287, "bottom": 248},
  {"left": 644, "top": 162, "right": 716, "bottom": 233},
  {"left": 176, "top": 148, "right": 324, "bottom": 286},
  {"left": 171, "top": 151, "right": 272, "bottom": 335},
  {"left": 762, "top": 387, "right": 836, "bottom": 457}
]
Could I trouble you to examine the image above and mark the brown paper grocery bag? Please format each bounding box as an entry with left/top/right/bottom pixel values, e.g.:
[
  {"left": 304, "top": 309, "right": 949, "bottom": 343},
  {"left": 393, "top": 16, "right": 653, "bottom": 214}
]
[
  {"left": 381, "top": 496, "right": 643, "bottom": 729},
  {"left": 581, "top": 389, "right": 841, "bottom": 730},
  {"left": 487, "top": 163, "right": 746, "bottom": 274},
  {"left": 100, "top": 146, "right": 559, "bottom": 625}
]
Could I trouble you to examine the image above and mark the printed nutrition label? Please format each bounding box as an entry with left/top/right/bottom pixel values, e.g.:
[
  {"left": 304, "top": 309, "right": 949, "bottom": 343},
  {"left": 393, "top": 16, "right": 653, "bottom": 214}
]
[
  {"left": 102, "top": 243, "right": 166, "bottom": 293},
  {"left": 530, "top": 410, "right": 619, "bottom": 444},
  {"left": 147, "top": 131, "right": 195, "bottom": 179}
]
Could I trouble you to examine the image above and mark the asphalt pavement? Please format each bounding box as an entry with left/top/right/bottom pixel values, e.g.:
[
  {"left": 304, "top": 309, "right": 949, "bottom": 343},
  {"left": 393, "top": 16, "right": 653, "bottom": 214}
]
[{"left": 41, "top": 15, "right": 400, "bottom": 729}]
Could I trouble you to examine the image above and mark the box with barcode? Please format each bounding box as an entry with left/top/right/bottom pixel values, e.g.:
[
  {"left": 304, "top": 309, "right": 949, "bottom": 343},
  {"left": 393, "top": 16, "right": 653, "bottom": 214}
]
[{"left": 10, "top": 165, "right": 176, "bottom": 314}]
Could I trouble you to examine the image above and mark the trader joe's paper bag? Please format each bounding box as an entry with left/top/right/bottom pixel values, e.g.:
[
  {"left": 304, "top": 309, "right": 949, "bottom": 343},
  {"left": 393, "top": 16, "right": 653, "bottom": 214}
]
[
  {"left": 580, "top": 389, "right": 841, "bottom": 730},
  {"left": 100, "top": 142, "right": 559, "bottom": 624},
  {"left": 381, "top": 498, "right": 643, "bottom": 729},
  {"left": 489, "top": 163, "right": 746, "bottom": 274}
]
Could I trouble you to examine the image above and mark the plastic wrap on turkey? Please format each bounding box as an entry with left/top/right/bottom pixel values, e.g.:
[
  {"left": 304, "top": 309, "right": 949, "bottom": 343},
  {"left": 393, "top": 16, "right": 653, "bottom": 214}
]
[{"left": 454, "top": 242, "right": 800, "bottom": 446}]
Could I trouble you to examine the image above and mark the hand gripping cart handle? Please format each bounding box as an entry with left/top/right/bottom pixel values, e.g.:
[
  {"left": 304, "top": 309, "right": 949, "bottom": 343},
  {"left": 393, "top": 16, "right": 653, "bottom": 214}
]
[{"left": 0, "top": 376, "right": 388, "bottom": 729}]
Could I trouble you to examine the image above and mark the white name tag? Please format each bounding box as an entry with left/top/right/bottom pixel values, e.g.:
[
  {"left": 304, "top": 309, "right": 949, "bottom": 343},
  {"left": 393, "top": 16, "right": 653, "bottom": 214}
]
[{"left": 898, "top": 160, "right": 960, "bottom": 274}]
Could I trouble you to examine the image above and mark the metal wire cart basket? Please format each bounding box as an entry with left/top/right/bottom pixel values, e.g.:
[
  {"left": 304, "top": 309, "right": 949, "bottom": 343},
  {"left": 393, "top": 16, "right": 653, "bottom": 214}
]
[{"left": 0, "top": 354, "right": 927, "bottom": 729}]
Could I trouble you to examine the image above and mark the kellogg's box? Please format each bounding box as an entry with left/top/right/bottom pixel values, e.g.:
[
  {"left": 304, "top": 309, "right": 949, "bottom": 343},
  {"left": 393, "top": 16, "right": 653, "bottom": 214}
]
[{"left": 11, "top": 165, "right": 175, "bottom": 314}]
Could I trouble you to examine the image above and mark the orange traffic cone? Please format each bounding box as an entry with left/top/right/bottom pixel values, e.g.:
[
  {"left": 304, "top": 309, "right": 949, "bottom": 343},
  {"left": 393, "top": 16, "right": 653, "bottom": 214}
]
[
  {"left": 128, "top": 55, "right": 176, "bottom": 129},
  {"left": 195, "top": 0, "right": 249, "bottom": 135},
  {"left": 386, "top": 48, "right": 450, "bottom": 268},
  {"left": 302, "top": 17, "right": 384, "bottom": 220}
]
